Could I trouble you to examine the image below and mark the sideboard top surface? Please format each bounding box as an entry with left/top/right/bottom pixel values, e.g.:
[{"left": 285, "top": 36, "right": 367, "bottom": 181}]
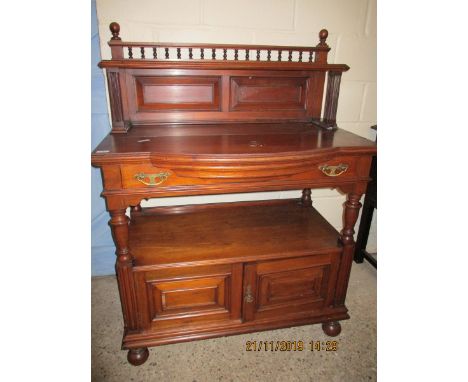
[{"left": 92, "top": 123, "right": 376, "bottom": 165}]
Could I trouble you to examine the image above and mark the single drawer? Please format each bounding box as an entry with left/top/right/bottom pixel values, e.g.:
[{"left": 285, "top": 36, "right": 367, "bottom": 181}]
[{"left": 120, "top": 155, "right": 359, "bottom": 190}]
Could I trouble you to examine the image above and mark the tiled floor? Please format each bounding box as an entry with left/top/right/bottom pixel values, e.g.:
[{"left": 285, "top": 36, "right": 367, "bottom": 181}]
[{"left": 92, "top": 262, "right": 376, "bottom": 382}]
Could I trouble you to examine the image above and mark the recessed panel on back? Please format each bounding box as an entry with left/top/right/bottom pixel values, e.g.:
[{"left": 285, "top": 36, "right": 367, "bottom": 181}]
[
  {"left": 135, "top": 76, "right": 221, "bottom": 112},
  {"left": 230, "top": 76, "right": 307, "bottom": 111}
]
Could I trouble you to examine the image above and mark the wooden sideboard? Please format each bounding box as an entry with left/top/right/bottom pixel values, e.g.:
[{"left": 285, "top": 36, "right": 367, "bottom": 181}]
[{"left": 92, "top": 22, "right": 376, "bottom": 366}]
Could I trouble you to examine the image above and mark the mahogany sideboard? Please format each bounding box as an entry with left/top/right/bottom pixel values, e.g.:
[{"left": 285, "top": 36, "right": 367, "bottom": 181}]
[{"left": 92, "top": 23, "right": 377, "bottom": 366}]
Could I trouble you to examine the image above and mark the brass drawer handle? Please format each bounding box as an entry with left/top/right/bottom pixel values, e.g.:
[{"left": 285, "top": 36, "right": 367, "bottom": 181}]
[
  {"left": 319, "top": 163, "right": 349, "bottom": 177},
  {"left": 244, "top": 285, "right": 254, "bottom": 303},
  {"left": 134, "top": 172, "right": 170, "bottom": 186}
]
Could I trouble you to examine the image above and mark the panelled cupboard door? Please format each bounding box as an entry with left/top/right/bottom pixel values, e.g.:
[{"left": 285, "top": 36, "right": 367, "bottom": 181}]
[
  {"left": 242, "top": 254, "right": 340, "bottom": 322},
  {"left": 134, "top": 264, "right": 242, "bottom": 331}
]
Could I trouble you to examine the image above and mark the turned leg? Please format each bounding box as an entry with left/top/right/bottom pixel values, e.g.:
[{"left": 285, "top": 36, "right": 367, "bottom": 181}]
[
  {"left": 109, "top": 209, "right": 139, "bottom": 338},
  {"left": 127, "top": 347, "right": 149, "bottom": 366},
  {"left": 301, "top": 188, "right": 312, "bottom": 207},
  {"left": 322, "top": 321, "right": 341, "bottom": 337},
  {"left": 110, "top": 210, "right": 142, "bottom": 365},
  {"left": 335, "top": 193, "right": 363, "bottom": 305}
]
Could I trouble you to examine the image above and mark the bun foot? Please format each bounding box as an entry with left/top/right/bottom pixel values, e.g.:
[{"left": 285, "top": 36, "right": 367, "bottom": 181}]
[
  {"left": 127, "top": 347, "right": 149, "bottom": 366},
  {"left": 322, "top": 321, "right": 341, "bottom": 337}
]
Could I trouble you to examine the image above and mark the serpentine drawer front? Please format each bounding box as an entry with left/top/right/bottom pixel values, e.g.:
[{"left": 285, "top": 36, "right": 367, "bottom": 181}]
[{"left": 120, "top": 156, "right": 358, "bottom": 189}]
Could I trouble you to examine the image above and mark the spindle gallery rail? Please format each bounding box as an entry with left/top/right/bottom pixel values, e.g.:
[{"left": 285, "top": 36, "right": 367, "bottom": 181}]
[{"left": 107, "top": 22, "right": 331, "bottom": 64}]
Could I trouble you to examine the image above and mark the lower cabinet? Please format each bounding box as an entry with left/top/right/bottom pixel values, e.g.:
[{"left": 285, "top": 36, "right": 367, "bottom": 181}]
[{"left": 134, "top": 252, "right": 340, "bottom": 334}]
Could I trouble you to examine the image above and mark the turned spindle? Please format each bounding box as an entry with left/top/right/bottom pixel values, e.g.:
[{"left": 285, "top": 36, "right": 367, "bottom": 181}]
[
  {"left": 234, "top": 49, "right": 238, "bottom": 60},
  {"left": 109, "top": 22, "right": 121, "bottom": 40},
  {"left": 223, "top": 49, "right": 227, "bottom": 60},
  {"left": 165, "top": 47, "right": 169, "bottom": 59},
  {"left": 256, "top": 50, "right": 260, "bottom": 61}
]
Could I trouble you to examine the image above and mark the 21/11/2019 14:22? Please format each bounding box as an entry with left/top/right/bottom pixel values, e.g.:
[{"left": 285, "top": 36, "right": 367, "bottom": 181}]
[{"left": 245, "top": 340, "right": 338, "bottom": 352}]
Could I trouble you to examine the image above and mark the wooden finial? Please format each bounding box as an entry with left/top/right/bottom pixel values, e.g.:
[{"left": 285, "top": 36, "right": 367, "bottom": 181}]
[
  {"left": 109, "top": 22, "right": 121, "bottom": 40},
  {"left": 318, "top": 29, "right": 329, "bottom": 47}
]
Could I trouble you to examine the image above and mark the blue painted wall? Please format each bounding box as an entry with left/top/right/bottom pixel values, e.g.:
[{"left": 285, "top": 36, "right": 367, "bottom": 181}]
[{"left": 91, "top": 0, "right": 115, "bottom": 275}]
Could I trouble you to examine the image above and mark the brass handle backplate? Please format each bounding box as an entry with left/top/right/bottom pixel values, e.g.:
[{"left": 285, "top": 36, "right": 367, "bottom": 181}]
[
  {"left": 244, "top": 285, "right": 254, "bottom": 303},
  {"left": 319, "top": 163, "right": 349, "bottom": 177},
  {"left": 134, "top": 172, "right": 170, "bottom": 186}
]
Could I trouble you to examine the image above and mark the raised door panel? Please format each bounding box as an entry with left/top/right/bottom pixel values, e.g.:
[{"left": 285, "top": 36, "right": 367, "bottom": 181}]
[
  {"left": 135, "top": 264, "right": 242, "bottom": 331},
  {"left": 150, "top": 276, "right": 227, "bottom": 318},
  {"left": 243, "top": 254, "right": 340, "bottom": 322}
]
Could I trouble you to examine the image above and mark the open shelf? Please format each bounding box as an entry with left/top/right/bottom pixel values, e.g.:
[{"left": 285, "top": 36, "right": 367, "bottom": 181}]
[{"left": 129, "top": 199, "right": 342, "bottom": 268}]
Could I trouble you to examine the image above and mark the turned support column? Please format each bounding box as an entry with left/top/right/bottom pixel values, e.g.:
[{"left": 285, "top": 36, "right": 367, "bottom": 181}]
[
  {"left": 322, "top": 192, "right": 362, "bottom": 337},
  {"left": 109, "top": 210, "right": 138, "bottom": 331},
  {"left": 109, "top": 209, "right": 149, "bottom": 365},
  {"left": 301, "top": 188, "right": 312, "bottom": 207},
  {"left": 335, "top": 193, "right": 363, "bottom": 306}
]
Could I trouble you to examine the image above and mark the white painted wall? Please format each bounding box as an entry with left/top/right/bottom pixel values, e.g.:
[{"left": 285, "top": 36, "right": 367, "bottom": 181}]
[{"left": 95, "top": 0, "right": 377, "bottom": 252}]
